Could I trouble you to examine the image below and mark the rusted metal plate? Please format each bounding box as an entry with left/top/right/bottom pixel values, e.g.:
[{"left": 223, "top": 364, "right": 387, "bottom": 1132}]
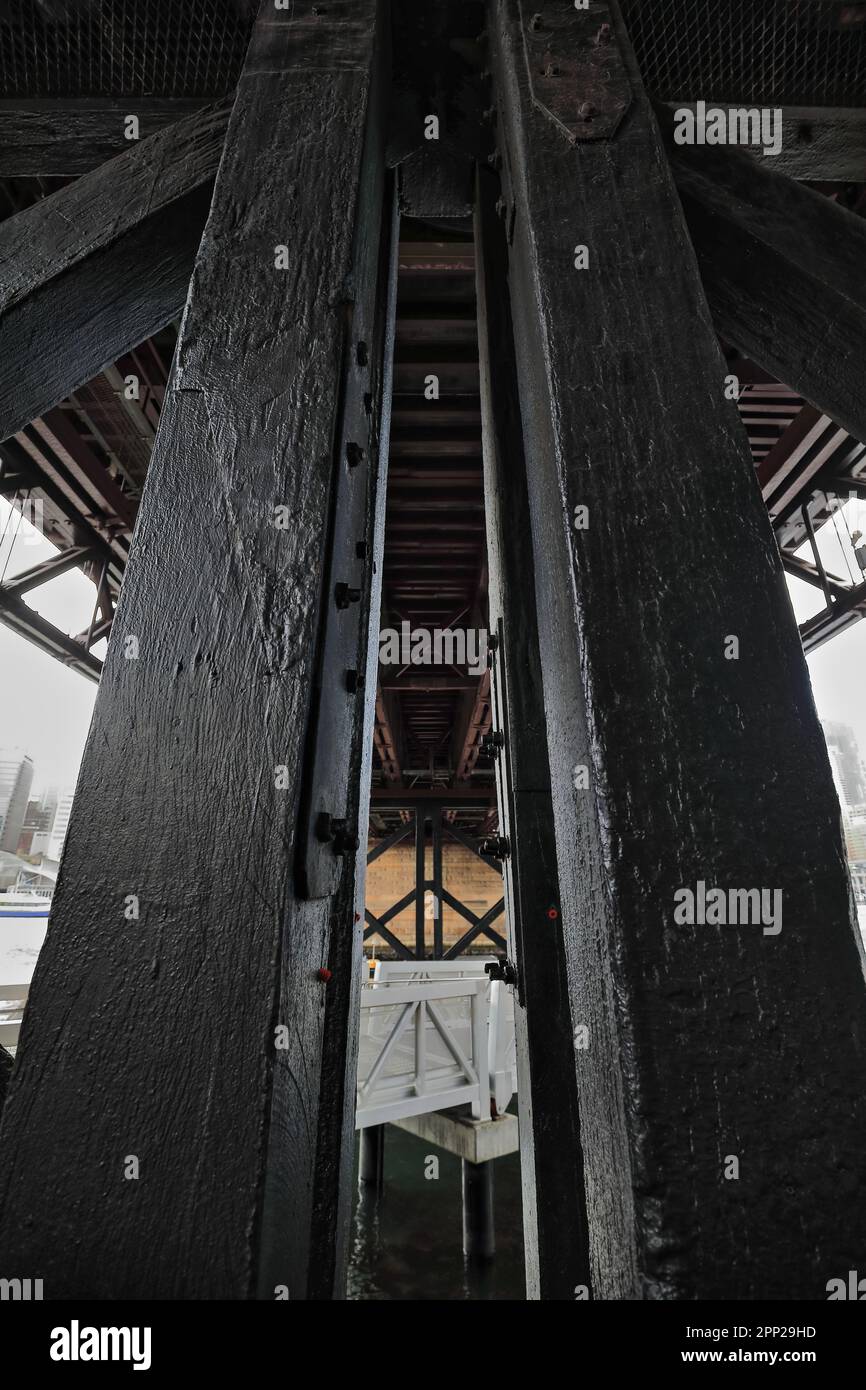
[{"left": 520, "top": 0, "right": 632, "bottom": 142}]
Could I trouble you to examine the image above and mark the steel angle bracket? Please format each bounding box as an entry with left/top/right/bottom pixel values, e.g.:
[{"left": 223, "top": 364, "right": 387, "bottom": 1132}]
[
  {"left": 519, "top": 1, "right": 632, "bottom": 143},
  {"left": 296, "top": 317, "right": 373, "bottom": 901}
]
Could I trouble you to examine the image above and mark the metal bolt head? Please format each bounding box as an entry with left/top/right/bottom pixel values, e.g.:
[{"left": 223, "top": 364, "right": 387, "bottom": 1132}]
[
  {"left": 481, "top": 834, "right": 510, "bottom": 861},
  {"left": 579, "top": 101, "right": 596, "bottom": 120},
  {"left": 316, "top": 812, "right": 358, "bottom": 855},
  {"left": 335, "top": 582, "right": 361, "bottom": 608},
  {"left": 481, "top": 731, "right": 505, "bottom": 757},
  {"left": 333, "top": 822, "right": 360, "bottom": 856}
]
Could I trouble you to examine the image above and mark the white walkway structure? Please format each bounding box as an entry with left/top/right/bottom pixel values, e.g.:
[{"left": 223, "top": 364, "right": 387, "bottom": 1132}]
[{"left": 355, "top": 958, "right": 517, "bottom": 1129}]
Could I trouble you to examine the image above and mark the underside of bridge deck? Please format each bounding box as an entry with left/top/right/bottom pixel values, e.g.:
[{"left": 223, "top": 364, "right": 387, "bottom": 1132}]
[{"left": 0, "top": 0, "right": 865, "bottom": 1305}]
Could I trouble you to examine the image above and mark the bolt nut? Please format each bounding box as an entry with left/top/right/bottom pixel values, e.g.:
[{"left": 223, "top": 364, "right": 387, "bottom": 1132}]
[
  {"left": 333, "top": 822, "right": 359, "bottom": 855},
  {"left": 335, "top": 582, "right": 361, "bottom": 608},
  {"left": 579, "top": 101, "right": 596, "bottom": 120},
  {"left": 481, "top": 731, "right": 505, "bottom": 757},
  {"left": 316, "top": 812, "right": 359, "bottom": 856},
  {"left": 481, "top": 834, "right": 510, "bottom": 861}
]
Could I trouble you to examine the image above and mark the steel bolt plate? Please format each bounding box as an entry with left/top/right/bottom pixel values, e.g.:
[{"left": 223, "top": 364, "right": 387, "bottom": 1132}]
[{"left": 520, "top": 1, "right": 632, "bottom": 142}]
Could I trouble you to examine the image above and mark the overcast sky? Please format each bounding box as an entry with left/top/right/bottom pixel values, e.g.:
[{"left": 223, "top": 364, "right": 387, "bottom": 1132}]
[{"left": 1, "top": 496, "right": 865, "bottom": 798}]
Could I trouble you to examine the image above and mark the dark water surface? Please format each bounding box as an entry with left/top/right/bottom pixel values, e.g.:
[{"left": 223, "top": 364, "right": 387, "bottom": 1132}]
[{"left": 347, "top": 1121, "right": 527, "bottom": 1300}]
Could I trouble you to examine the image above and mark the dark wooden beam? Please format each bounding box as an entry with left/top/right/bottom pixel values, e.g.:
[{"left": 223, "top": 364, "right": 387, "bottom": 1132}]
[
  {"left": 491, "top": 0, "right": 866, "bottom": 1299},
  {"left": 0, "top": 100, "right": 230, "bottom": 443},
  {"left": 0, "top": 0, "right": 388, "bottom": 1300},
  {"left": 476, "top": 162, "right": 591, "bottom": 1300},
  {"left": 0, "top": 99, "right": 211, "bottom": 176},
  {"left": 665, "top": 104, "right": 866, "bottom": 182},
  {"left": 664, "top": 112, "right": 866, "bottom": 445}
]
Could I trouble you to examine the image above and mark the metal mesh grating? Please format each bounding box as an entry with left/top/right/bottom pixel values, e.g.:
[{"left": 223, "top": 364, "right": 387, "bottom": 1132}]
[
  {"left": 621, "top": 0, "right": 866, "bottom": 106},
  {"left": 1, "top": 2, "right": 864, "bottom": 104},
  {"left": 0, "top": 0, "right": 257, "bottom": 98}
]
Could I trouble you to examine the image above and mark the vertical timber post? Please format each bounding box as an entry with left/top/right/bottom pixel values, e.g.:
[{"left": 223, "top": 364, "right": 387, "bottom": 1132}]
[
  {"left": 489, "top": 0, "right": 866, "bottom": 1298},
  {"left": 475, "top": 160, "right": 591, "bottom": 1300},
  {"left": 0, "top": 0, "right": 389, "bottom": 1299}
]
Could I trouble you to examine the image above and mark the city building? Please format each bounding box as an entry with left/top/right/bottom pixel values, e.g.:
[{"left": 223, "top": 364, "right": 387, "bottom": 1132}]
[
  {"left": 16, "top": 789, "right": 57, "bottom": 856},
  {"left": 46, "top": 788, "right": 75, "bottom": 862},
  {"left": 823, "top": 721, "right": 866, "bottom": 814},
  {"left": 0, "top": 750, "right": 34, "bottom": 854}
]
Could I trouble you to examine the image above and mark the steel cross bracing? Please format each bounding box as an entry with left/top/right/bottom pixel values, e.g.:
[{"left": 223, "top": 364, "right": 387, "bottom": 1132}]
[{"left": 364, "top": 800, "right": 505, "bottom": 961}]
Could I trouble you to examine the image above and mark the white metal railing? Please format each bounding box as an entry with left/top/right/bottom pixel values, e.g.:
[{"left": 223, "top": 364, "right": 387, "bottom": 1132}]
[
  {"left": 0, "top": 983, "right": 27, "bottom": 1052},
  {"left": 367, "top": 957, "right": 496, "bottom": 986},
  {"left": 355, "top": 960, "right": 518, "bottom": 1129},
  {"left": 356, "top": 979, "right": 489, "bottom": 1129}
]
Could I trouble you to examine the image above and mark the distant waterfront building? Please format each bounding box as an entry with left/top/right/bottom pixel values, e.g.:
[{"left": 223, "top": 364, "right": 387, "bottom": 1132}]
[
  {"left": 823, "top": 721, "right": 866, "bottom": 814},
  {"left": 851, "top": 863, "right": 866, "bottom": 908},
  {"left": 47, "top": 788, "right": 76, "bottom": 861},
  {"left": 17, "top": 792, "right": 57, "bottom": 856},
  {"left": 845, "top": 815, "right": 866, "bottom": 863},
  {"left": 0, "top": 750, "right": 34, "bottom": 853}
]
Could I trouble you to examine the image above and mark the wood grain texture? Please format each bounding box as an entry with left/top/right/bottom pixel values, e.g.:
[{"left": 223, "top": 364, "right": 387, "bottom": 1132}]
[
  {"left": 0, "top": 0, "right": 384, "bottom": 1299},
  {"left": 664, "top": 105, "right": 866, "bottom": 183},
  {"left": 476, "top": 164, "right": 591, "bottom": 1301},
  {"left": 491, "top": 0, "right": 866, "bottom": 1299},
  {"left": 0, "top": 182, "right": 213, "bottom": 444},
  {"left": 665, "top": 119, "right": 866, "bottom": 446},
  {"left": 0, "top": 99, "right": 230, "bottom": 442},
  {"left": 0, "top": 99, "right": 211, "bottom": 176}
]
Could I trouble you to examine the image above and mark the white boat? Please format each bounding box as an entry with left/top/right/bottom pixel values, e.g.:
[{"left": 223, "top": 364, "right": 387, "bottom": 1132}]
[
  {"left": 0, "top": 887, "right": 52, "bottom": 1052},
  {"left": 0, "top": 887, "right": 53, "bottom": 918}
]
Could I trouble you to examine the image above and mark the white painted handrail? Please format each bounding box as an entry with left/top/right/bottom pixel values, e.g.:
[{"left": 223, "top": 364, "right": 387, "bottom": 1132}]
[
  {"left": 356, "top": 962, "right": 518, "bottom": 1128},
  {"left": 356, "top": 979, "right": 489, "bottom": 1129}
]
